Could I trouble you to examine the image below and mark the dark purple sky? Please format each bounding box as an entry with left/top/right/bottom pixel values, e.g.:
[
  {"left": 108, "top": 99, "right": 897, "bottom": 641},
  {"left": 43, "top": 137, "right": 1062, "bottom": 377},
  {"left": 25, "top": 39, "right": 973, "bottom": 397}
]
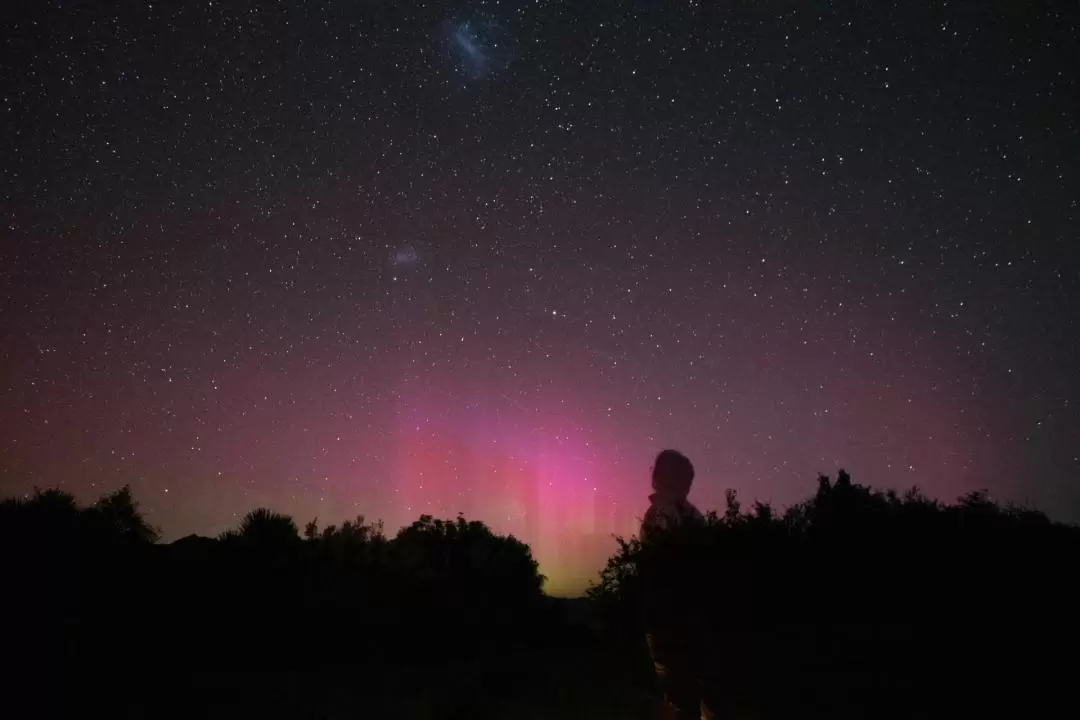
[{"left": 2, "top": 1, "right": 1077, "bottom": 593}]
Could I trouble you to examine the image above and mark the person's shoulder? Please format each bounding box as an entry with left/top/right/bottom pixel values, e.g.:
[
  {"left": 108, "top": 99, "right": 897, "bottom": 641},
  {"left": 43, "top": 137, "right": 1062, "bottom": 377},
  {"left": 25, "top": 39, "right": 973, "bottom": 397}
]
[{"left": 642, "top": 504, "right": 664, "bottom": 531}]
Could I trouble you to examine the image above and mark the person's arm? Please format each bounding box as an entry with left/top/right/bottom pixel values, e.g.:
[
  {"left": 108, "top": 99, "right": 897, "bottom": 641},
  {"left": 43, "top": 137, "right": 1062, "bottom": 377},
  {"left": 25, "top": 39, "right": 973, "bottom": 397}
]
[
  {"left": 641, "top": 505, "right": 662, "bottom": 543},
  {"left": 685, "top": 503, "right": 704, "bottom": 523}
]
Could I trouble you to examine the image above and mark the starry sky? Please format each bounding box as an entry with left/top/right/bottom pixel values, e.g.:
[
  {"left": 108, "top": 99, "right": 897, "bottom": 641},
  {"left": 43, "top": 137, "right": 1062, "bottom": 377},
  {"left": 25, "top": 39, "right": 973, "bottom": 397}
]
[{"left": 2, "top": 1, "right": 1078, "bottom": 594}]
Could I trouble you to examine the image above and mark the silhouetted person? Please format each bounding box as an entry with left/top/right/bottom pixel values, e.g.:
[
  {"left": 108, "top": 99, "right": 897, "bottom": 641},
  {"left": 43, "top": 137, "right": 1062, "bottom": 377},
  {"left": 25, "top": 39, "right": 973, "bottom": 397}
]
[
  {"left": 641, "top": 449, "right": 708, "bottom": 719},
  {"left": 642, "top": 450, "right": 704, "bottom": 542}
]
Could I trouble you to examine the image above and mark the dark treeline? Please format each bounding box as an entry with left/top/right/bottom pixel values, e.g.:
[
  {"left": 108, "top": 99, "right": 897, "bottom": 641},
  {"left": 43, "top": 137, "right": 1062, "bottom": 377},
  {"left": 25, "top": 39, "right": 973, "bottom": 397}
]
[
  {"left": 2, "top": 472, "right": 1079, "bottom": 718},
  {"left": 1, "top": 489, "right": 589, "bottom": 719},
  {"left": 590, "top": 470, "right": 1080, "bottom": 718}
]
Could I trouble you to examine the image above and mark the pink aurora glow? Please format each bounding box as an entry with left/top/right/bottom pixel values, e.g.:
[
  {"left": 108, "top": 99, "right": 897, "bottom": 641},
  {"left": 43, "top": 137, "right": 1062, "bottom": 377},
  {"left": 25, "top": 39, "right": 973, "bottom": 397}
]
[{"left": 390, "top": 387, "right": 641, "bottom": 595}]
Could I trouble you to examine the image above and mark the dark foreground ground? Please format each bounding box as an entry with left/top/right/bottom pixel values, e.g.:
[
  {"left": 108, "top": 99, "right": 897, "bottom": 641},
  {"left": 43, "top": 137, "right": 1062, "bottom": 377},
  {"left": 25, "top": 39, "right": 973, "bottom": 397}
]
[
  {"left": 130, "top": 628, "right": 653, "bottom": 719},
  {"left": 137, "top": 604, "right": 653, "bottom": 720},
  {"left": 15, "top": 592, "right": 1077, "bottom": 719},
  {"left": 7, "top": 481, "right": 1077, "bottom": 718},
  {"left": 23, "top": 598, "right": 659, "bottom": 720}
]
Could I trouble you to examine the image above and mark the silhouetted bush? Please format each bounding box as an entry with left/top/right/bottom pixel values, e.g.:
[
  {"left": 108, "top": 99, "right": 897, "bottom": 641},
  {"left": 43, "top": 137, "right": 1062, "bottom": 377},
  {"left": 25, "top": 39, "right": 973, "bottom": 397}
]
[
  {"left": 0, "top": 486, "right": 161, "bottom": 717},
  {"left": 589, "top": 470, "right": 1080, "bottom": 718},
  {"left": 0, "top": 486, "right": 550, "bottom": 717},
  {"left": 3, "top": 475, "right": 1076, "bottom": 718},
  {"left": 234, "top": 507, "right": 301, "bottom": 546},
  {"left": 388, "top": 514, "right": 545, "bottom": 637}
]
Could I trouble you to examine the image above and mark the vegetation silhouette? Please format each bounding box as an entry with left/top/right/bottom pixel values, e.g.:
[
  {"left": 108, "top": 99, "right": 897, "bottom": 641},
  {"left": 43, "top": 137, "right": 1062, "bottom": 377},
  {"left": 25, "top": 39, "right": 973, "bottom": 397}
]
[
  {"left": 233, "top": 507, "right": 301, "bottom": 546},
  {"left": 2, "top": 471, "right": 1077, "bottom": 719},
  {"left": 1, "top": 486, "right": 564, "bottom": 719},
  {"left": 589, "top": 470, "right": 1080, "bottom": 718}
]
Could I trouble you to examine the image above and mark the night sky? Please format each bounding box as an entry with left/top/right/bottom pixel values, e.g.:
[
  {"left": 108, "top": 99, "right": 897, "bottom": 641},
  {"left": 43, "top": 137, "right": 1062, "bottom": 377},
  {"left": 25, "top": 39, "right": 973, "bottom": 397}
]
[{"left": 2, "top": 1, "right": 1078, "bottom": 594}]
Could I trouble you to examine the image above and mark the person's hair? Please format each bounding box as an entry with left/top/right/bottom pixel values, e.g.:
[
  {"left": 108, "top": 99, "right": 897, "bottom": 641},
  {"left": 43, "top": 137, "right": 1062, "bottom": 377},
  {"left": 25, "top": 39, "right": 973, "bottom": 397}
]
[{"left": 652, "top": 449, "right": 695, "bottom": 498}]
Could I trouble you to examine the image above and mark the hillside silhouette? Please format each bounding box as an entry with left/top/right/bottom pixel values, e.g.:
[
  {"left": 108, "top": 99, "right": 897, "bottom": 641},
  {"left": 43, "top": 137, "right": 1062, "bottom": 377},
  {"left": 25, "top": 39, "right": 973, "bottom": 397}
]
[{"left": 2, "top": 471, "right": 1078, "bottom": 718}]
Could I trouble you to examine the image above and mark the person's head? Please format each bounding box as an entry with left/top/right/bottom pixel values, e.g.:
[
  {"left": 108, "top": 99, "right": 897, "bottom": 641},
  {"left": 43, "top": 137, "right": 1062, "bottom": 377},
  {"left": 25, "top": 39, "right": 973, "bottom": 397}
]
[{"left": 651, "top": 449, "right": 695, "bottom": 500}]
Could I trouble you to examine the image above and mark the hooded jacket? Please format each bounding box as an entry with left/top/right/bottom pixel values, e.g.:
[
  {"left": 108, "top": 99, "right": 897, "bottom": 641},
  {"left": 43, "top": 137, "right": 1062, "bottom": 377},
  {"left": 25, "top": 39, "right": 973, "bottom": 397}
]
[{"left": 641, "top": 492, "right": 704, "bottom": 543}]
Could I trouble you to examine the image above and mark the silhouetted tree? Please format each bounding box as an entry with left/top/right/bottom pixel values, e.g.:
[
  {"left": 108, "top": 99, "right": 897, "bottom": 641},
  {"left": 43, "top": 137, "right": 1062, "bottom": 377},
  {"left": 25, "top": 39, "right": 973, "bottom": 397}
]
[
  {"left": 589, "top": 470, "right": 1080, "bottom": 719},
  {"left": 84, "top": 485, "right": 160, "bottom": 544},
  {"left": 723, "top": 488, "right": 741, "bottom": 523},
  {"left": 301, "top": 514, "right": 388, "bottom": 616},
  {"left": 3, "top": 472, "right": 1075, "bottom": 719},
  {"left": 235, "top": 508, "right": 300, "bottom": 548},
  {"left": 392, "top": 514, "right": 543, "bottom": 593},
  {"left": 0, "top": 488, "right": 80, "bottom": 544},
  {"left": 1, "top": 485, "right": 163, "bottom": 719},
  {"left": 0, "top": 485, "right": 158, "bottom": 549}
]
